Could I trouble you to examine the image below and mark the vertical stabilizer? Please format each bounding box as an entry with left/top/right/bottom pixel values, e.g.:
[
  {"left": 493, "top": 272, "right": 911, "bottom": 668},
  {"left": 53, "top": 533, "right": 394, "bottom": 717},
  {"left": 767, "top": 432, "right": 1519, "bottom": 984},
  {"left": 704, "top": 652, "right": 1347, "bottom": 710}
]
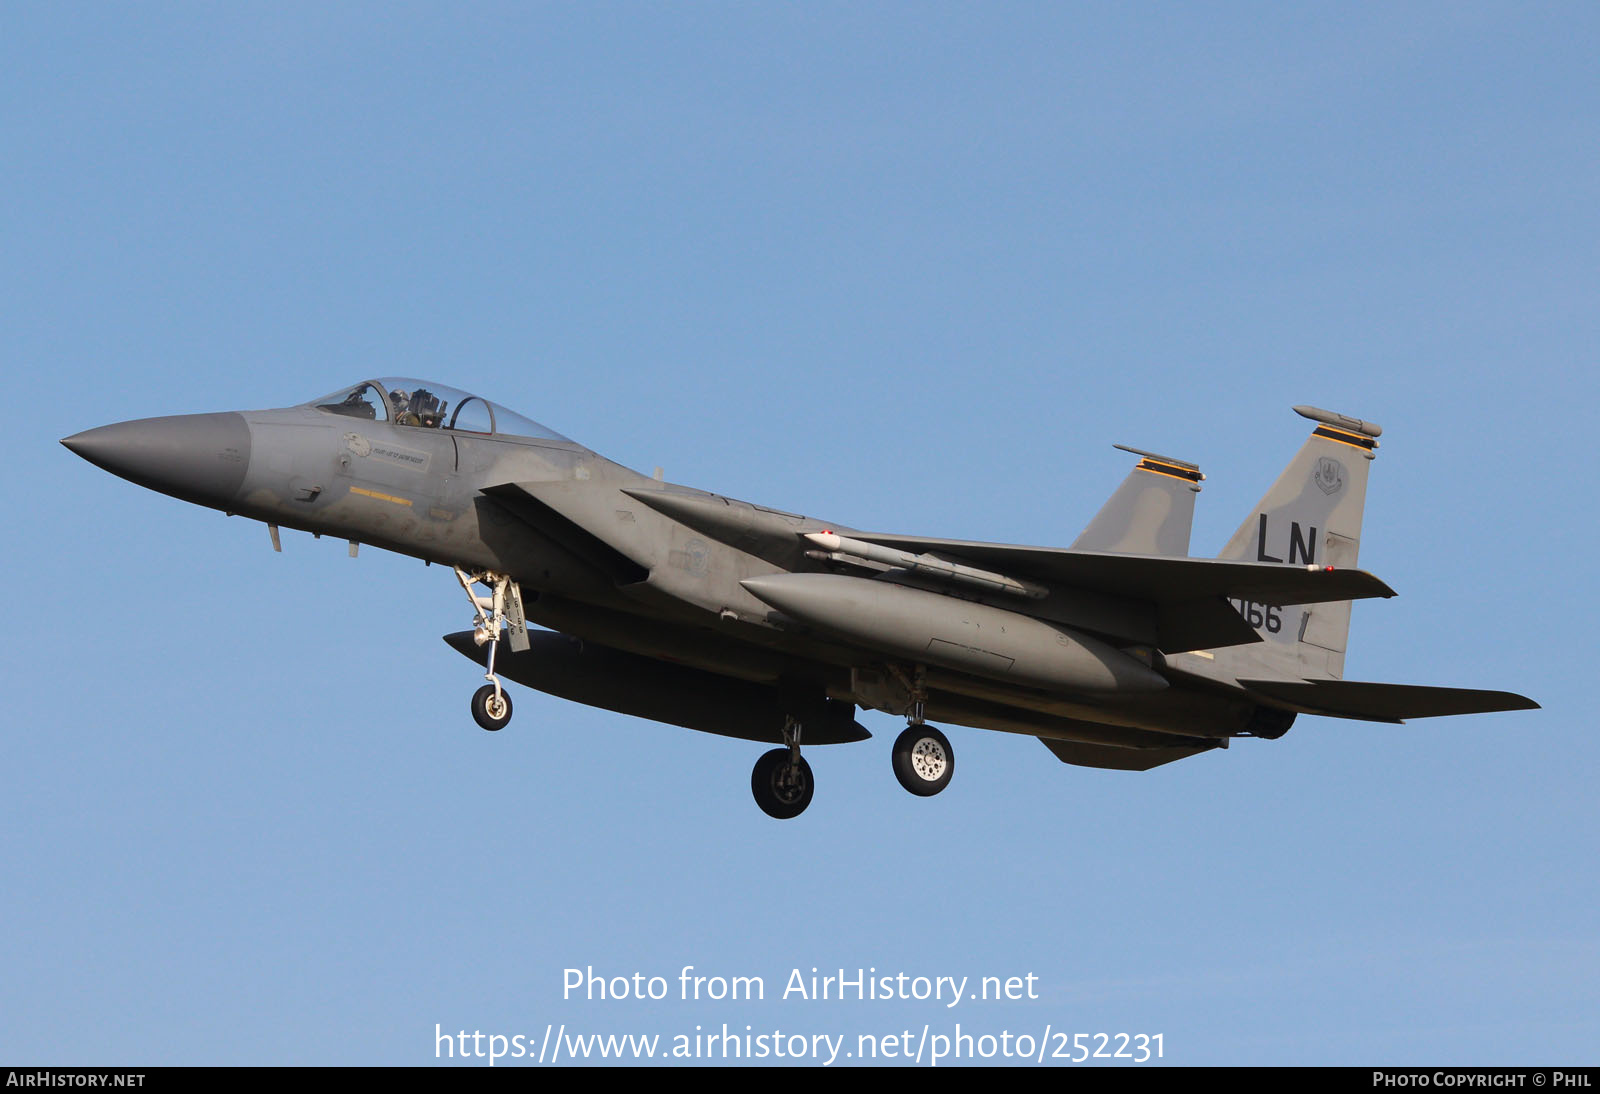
[
  {"left": 1213, "top": 407, "right": 1382, "bottom": 679},
  {"left": 1072, "top": 446, "right": 1203, "bottom": 556}
]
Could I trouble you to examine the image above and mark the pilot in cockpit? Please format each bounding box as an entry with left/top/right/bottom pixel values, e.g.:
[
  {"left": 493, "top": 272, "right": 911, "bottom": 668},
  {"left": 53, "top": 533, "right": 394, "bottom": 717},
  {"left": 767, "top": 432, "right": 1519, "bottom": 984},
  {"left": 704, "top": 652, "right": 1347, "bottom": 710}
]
[{"left": 389, "top": 386, "right": 449, "bottom": 428}]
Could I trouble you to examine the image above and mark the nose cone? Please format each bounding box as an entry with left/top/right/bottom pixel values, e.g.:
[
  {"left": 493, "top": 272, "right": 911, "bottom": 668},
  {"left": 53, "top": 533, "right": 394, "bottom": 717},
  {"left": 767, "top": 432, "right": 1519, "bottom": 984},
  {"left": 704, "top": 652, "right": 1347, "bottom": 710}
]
[{"left": 62, "top": 412, "right": 252, "bottom": 509}]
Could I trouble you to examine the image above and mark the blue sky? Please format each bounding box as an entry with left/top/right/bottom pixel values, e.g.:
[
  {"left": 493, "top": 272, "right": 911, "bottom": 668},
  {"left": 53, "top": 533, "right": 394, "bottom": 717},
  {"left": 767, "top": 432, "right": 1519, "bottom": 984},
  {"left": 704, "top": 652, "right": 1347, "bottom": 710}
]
[{"left": 3, "top": 3, "right": 1594, "bottom": 1065}]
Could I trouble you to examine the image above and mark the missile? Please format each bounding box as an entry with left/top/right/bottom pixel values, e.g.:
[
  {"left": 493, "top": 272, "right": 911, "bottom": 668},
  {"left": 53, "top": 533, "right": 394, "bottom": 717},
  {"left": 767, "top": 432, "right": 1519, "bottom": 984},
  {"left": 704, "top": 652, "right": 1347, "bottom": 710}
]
[
  {"left": 443, "top": 629, "right": 870, "bottom": 744},
  {"left": 740, "top": 573, "right": 1167, "bottom": 694},
  {"left": 622, "top": 488, "right": 1051, "bottom": 601},
  {"left": 801, "top": 531, "right": 1047, "bottom": 598}
]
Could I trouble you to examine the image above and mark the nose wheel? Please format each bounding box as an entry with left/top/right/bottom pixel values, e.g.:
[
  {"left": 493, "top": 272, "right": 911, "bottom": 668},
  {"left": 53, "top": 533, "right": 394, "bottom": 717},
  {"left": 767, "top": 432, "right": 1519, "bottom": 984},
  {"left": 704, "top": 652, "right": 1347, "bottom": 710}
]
[{"left": 472, "top": 684, "right": 513, "bottom": 731}]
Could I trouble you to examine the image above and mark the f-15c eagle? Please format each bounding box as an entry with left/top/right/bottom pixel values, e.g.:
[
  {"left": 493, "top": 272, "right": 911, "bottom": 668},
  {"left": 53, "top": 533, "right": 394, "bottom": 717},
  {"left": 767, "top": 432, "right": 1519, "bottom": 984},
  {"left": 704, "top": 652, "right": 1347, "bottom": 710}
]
[{"left": 63, "top": 383, "right": 1537, "bottom": 818}]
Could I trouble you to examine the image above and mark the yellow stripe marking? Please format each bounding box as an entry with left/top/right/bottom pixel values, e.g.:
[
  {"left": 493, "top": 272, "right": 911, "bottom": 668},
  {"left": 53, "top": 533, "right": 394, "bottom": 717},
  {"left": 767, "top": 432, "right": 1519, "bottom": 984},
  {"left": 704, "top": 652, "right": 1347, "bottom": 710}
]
[
  {"left": 1139, "top": 463, "right": 1199, "bottom": 482},
  {"left": 1317, "top": 428, "right": 1372, "bottom": 450},
  {"left": 350, "top": 486, "right": 414, "bottom": 507}
]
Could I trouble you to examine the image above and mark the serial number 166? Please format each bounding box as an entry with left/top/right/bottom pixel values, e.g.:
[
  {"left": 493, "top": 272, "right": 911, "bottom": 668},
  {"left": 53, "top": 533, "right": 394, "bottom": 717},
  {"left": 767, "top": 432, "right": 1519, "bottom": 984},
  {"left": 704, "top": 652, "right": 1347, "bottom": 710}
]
[{"left": 1229, "top": 598, "right": 1283, "bottom": 634}]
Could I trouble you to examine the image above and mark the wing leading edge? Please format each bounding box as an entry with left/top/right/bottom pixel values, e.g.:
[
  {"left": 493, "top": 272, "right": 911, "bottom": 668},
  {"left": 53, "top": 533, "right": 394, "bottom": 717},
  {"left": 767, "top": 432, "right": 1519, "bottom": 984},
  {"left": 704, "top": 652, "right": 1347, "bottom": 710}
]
[
  {"left": 845, "top": 534, "right": 1393, "bottom": 652},
  {"left": 850, "top": 534, "right": 1395, "bottom": 605}
]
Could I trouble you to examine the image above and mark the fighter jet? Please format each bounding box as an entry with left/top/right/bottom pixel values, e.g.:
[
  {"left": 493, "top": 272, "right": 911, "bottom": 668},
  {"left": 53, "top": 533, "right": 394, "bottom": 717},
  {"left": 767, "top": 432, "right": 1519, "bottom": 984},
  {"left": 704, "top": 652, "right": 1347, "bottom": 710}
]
[{"left": 61, "top": 379, "right": 1537, "bottom": 818}]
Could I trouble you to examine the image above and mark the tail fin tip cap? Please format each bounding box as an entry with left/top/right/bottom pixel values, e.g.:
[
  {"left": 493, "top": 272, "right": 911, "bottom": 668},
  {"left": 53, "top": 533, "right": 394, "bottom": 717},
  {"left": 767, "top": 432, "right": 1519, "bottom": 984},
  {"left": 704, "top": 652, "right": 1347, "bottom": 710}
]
[{"left": 1293, "top": 405, "right": 1383, "bottom": 438}]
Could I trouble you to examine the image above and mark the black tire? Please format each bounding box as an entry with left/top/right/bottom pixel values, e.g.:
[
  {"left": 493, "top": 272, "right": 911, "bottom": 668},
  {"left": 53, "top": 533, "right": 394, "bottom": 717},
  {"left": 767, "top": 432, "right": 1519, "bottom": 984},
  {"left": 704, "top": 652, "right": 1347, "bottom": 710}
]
[
  {"left": 750, "top": 748, "right": 814, "bottom": 820},
  {"left": 892, "top": 725, "right": 954, "bottom": 797},
  {"left": 472, "top": 684, "right": 513, "bottom": 731}
]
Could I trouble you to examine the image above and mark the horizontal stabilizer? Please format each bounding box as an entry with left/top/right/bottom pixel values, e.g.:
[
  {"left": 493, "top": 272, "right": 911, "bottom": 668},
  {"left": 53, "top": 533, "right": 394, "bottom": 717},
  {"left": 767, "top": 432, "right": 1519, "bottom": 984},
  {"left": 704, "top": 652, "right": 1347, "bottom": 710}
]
[
  {"left": 1038, "top": 737, "right": 1221, "bottom": 771},
  {"left": 1239, "top": 679, "right": 1540, "bottom": 722}
]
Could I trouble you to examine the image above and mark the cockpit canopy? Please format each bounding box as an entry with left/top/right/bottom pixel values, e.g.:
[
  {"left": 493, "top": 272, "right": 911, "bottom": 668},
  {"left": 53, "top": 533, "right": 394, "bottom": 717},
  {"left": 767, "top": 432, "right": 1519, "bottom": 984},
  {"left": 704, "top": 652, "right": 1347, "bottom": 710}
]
[{"left": 309, "top": 379, "right": 572, "bottom": 442}]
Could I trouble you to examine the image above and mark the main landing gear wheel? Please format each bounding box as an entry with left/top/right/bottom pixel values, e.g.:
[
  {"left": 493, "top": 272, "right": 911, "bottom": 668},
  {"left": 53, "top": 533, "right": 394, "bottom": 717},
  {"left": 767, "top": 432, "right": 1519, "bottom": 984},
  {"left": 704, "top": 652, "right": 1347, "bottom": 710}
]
[
  {"left": 893, "top": 725, "right": 954, "bottom": 797},
  {"left": 751, "top": 748, "right": 814, "bottom": 820},
  {"left": 472, "top": 684, "right": 513, "bottom": 732}
]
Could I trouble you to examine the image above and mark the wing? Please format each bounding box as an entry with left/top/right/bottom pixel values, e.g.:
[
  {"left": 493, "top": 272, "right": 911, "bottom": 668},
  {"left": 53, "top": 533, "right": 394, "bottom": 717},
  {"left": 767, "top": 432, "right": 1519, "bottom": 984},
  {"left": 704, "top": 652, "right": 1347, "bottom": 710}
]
[
  {"left": 840, "top": 533, "right": 1393, "bottom": 652},
  {"left": 567, "top": 483, "right": 1396, "bottom": 654},
  {"left": 851, "top": 533, "right": 1394, "bottom": 604}
]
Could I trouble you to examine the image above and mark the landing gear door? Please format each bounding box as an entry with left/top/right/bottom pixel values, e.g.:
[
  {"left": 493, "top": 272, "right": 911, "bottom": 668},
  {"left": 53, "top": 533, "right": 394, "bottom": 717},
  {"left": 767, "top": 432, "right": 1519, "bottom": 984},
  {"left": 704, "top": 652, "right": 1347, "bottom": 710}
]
[{"left": 505, "top": 581, "right": 529, "bottom": 653}]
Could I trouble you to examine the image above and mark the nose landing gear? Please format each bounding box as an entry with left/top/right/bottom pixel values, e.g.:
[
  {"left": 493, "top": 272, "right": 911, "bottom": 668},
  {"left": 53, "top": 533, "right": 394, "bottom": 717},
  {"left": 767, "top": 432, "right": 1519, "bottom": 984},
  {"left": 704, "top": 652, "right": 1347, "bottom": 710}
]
[{"left": 455, "top": 566, "right": 526, "bottom": 732}]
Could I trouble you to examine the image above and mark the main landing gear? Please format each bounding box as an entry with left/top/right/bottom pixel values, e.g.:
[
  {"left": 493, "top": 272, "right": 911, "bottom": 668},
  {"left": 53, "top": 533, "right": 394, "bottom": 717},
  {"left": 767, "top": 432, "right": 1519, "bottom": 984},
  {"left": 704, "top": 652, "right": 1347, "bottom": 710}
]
[
  {"left": 751, "top": 683, "right": 828, "bottom": 820},
  {"left": 455, "top": 566, "right": 526, "bottom": 732},
  {"left": 751, "top": 718, "right": 814, "bottom": 820},
  {"left": 890, "top": 666, "right": 954, "bottom": 798},
  {"left": 748, "top": 669, "right": 957, "bottom": 818},
  {"left": 893, "top": 724, "right": 954, "bottom": 796}
]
